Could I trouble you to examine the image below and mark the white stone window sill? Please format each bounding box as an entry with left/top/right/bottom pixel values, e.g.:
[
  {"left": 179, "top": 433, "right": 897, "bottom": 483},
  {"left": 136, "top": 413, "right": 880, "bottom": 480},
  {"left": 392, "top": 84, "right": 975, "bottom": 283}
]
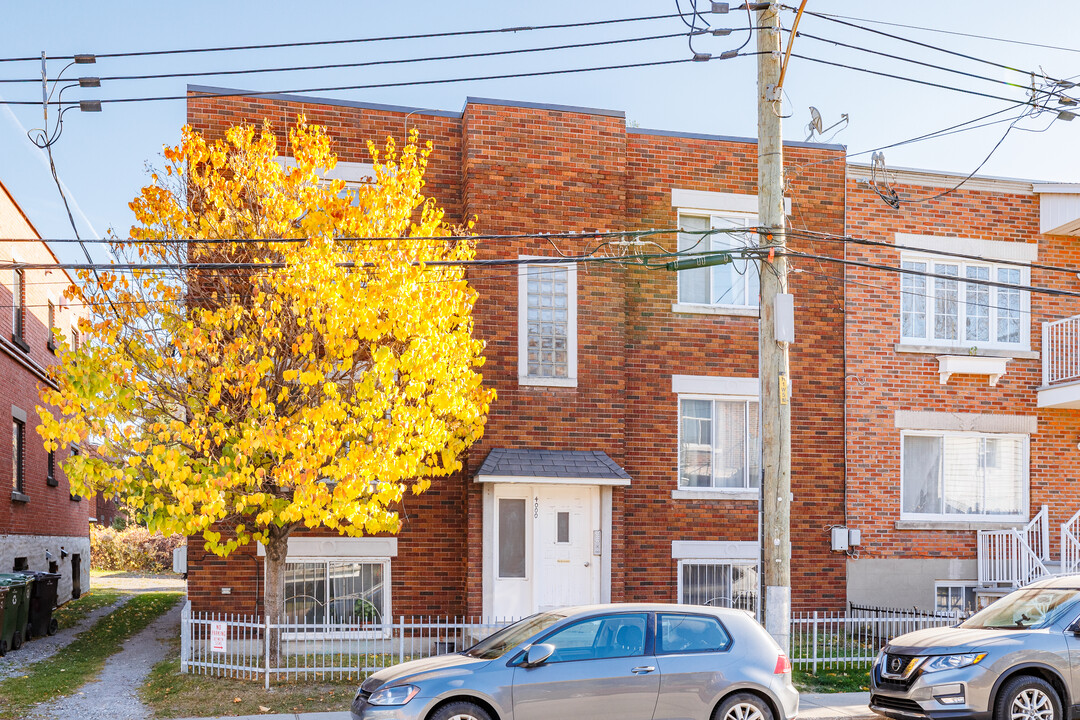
[
  {"left": 671, "top": 303, "right": 759, "bottom": 318},
  {"left": 895, "top": 519, "right": 1024, "bottom": 531},
  {"left": 518, "top": 376, "right": 578, "bottom": 388},
  {"left": 895, "top": 343, "right": 1038, "bottom": 360},
  {"left": 672, "top": 489, "right": 758, "bottom": 501}
]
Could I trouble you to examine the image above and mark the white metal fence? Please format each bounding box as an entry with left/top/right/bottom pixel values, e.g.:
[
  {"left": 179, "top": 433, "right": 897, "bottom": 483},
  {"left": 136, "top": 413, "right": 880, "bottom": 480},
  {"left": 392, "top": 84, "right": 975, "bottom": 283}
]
[
  {"left": 791, "top": 609, "right": 959, "bottom": 673},
  {"left": 1044, "top": 315, "right": 1080, "bottom": 386},
  {"left": 180, "top": 602, "right": 515, "bottom": 688}
]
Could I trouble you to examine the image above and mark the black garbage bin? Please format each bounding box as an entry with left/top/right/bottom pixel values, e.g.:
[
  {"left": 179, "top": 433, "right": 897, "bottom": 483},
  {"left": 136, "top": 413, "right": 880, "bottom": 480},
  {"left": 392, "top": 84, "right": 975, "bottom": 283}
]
[{"left": 20, "top": 572, "right": 60, "bottom": 638}]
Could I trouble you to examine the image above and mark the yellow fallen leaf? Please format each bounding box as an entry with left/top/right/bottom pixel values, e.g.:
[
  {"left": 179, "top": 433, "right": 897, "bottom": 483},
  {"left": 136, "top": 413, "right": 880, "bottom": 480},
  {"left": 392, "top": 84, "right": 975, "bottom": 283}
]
[{"left": 234, "top": 697, "right": 242, "bottom": 703}]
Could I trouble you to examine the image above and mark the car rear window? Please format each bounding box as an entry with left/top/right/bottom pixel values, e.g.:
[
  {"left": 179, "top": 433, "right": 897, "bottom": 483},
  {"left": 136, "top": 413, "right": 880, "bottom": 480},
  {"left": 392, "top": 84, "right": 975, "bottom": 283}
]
[{"left": 657, "top": 613, "right": 732, "bottom": 655}]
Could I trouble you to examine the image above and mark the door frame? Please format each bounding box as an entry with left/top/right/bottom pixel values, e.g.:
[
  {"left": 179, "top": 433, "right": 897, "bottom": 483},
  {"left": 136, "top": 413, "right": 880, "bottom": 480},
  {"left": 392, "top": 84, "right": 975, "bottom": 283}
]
[{"left": 482, "top": 481, "right": 613, "bottom": 618}]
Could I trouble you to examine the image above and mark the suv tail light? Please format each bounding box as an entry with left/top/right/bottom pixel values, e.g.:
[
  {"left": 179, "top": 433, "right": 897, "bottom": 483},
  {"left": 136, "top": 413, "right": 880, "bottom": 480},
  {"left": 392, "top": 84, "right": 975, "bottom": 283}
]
[{"left": 774, "top": 653, "right": 792, "bottom": 674}]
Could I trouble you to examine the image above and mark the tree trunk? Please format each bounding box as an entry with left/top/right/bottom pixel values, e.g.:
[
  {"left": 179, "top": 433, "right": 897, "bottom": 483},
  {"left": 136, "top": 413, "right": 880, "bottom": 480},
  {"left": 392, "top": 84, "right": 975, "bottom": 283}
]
[{"left": 263, "top": 527, "right": 291, "bottom": 665}]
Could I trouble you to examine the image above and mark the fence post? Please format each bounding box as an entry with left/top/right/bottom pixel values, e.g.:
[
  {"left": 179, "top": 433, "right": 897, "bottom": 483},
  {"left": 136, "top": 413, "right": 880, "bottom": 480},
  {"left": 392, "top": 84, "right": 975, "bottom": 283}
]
[
  {"left": 180, "top": 601, "right": 191, "bottom": 673},
  {"left": 399, "top": 616, "right": 405, "bottom": 665},
  {"left": 812, "top": 611, "right": 818, "bottom": 675},
  {"left": 264, "top": 615, "right": 271, "bottom": 690}
]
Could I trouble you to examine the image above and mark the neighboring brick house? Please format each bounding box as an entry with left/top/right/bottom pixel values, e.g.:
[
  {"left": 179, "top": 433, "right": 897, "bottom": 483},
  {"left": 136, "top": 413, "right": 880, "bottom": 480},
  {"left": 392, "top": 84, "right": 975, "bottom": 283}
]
[
  {"left": 184, "top": 87, "right": 848, "bottom": 620},
  {"left": 843, "top": 166, "right": 1080, "bottom": 615},
  {"left": 0, "top": 179, "right": 90, "bottom": 603}
]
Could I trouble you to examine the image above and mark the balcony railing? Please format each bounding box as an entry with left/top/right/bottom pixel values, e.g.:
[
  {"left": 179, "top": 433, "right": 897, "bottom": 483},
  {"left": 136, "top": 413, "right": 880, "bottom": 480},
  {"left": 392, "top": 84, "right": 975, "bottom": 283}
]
[
  {"left": 1043, "top": 315, "right": 1080, "bottom": 386},
  {"left": 978, "top": 506, "right": 1051, "bottom": 589}
]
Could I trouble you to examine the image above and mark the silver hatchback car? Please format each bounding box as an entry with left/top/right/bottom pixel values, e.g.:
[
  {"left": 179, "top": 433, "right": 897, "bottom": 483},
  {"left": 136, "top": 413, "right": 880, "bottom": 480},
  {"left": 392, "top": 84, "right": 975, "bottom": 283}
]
[
  {"left": 351, "top": 603, "right": 798, "bottom": 720},
  {"left": 871, "top": 576, "right": 1080, "bottom": 720}
]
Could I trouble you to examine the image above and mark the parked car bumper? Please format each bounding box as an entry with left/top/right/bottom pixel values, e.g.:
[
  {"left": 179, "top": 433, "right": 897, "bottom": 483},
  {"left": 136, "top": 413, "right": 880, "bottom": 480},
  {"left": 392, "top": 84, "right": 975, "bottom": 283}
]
[
  {"left": 351, "top": 695, "right": 432, "bottom": 720},
  {"left": 870, "top": 659, "right": 994, "bottom": 720}
]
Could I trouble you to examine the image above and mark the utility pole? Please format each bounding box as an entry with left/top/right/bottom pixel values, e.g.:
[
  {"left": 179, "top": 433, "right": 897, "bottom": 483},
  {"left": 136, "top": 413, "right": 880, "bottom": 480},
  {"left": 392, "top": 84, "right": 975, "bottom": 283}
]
[{"left": 757, "top": 2, "right": 791, "bottom": 652}]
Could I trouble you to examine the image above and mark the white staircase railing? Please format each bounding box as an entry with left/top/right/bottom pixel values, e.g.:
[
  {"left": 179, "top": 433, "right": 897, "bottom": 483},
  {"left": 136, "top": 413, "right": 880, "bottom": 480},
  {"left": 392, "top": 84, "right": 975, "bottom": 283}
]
[
  {"left": 1044, "top": 315, "right": 1080, "bottom": 386},
  {"left": 1062, "top": 510, "right": 1080, "bottom": 576},
  {"left": 978, "top": 505, "right": 1051, "bottom": 588}
]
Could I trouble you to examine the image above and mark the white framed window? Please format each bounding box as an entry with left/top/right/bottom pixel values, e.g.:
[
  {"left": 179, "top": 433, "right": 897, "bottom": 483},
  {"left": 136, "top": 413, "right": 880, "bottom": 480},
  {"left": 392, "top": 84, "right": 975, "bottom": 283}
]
[
  {"left": 518, "top": 260, "right": 577, "bottom": 387},
  {"left": 677, "top": 560, "right": 758, "bottom": 615},
  {"left": 678, "top": 395, "right": 761, "bottom": 491},
  {"left": 283, "top": 558, "right": 390, "bottom": 631},
  {"left": 677, "top": 212, "right": 759, "bottom": 308},
  {"left": 935, "top": 581, "right": 977, "bottom": 617},
  {"left": 900, "top": 253, "right": 1028, "bottom": 350},
  {"left": 901, "top": 431, "right": 1027, "bottom": 522}
]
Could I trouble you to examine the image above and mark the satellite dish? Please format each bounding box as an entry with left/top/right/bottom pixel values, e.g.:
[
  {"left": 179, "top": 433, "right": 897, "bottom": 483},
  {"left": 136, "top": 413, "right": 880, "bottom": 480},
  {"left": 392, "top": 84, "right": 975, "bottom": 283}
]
[{"left": 809, "top": 106, "right": 823, "bottom": 134}]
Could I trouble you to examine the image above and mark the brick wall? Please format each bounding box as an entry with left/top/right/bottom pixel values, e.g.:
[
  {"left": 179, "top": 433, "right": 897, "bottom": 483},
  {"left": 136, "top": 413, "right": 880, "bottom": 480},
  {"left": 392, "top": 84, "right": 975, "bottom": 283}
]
[
  {"left": 843, "top": 175, "right": 1075, "bottom": 581},
  {"left": 0, "top": 180, "right": 90, "bottom": 571},
  {"left": 185, "top": 90, "right": 851, "bottom": 616}
]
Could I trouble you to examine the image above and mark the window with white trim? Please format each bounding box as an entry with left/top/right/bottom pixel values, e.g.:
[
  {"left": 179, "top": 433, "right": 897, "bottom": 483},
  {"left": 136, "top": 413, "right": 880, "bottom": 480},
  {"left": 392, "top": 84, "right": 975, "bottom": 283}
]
[
  {"left": 935, "top": 582, "right": 977, "bottom": 617},
  {"left": 518, "top": 261, "right": 577, "bottom": 385},
  {"left": 901, "top": 431, "right": 1026, "bottom": 521},
  {"left": 283, "top": 558, "right": 389, "bottom": 625},
  {"left": 678, "top": 396, "right": 760, "bottom": 490},
  {"left": 678, "top": 560, "right": 758, "bottom": 614},
  {"left": 677, "top": 212, "right": 758, "bottom": 307},
  {"left": 900, "top": 254, "right": 1027, "bottom": 350}
]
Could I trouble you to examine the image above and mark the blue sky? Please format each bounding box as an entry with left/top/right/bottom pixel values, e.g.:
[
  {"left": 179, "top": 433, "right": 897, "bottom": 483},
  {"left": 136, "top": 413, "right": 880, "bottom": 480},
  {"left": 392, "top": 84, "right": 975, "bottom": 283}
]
[{"left": 1, "top": 1, "right": 1079, "bottom": 263}]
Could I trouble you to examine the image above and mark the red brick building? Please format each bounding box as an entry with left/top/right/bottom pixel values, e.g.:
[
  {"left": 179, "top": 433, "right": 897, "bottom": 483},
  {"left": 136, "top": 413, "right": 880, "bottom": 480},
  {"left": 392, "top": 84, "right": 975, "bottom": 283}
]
[
  {"left": 843, "top": 166, "right": 1080, "bottom": 615},
  {"left": 184, "top": 87, "right": 847, "bottom": 620},
  {"left": 0, "top": 180, "right": 90, "bottom": 603},
  {"left": 183, "top": 86, "right": 1080, "bottom": 622}
]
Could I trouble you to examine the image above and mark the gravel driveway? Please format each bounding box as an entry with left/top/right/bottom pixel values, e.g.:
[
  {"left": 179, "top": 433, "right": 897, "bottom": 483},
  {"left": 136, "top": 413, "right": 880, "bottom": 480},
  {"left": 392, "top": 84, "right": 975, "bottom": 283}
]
[
  {"left": 0, "top": 594, "right": 131, "bottom": 681},
  {"left": 28, "top": 600, "right": 182, "bottom": 720}
]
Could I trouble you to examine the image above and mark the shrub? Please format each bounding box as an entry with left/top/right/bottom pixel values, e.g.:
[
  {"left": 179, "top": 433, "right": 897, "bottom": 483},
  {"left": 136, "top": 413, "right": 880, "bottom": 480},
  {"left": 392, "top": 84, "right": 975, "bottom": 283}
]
[{"left": 91, "top": 525, "right": 186, "bottom": 573}]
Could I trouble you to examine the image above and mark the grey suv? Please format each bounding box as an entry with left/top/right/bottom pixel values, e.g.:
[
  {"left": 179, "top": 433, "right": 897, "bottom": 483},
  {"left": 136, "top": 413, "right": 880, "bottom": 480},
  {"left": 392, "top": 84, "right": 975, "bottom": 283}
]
[{"left": 871, "top": 576, "right": 1080, "bottom": 720}]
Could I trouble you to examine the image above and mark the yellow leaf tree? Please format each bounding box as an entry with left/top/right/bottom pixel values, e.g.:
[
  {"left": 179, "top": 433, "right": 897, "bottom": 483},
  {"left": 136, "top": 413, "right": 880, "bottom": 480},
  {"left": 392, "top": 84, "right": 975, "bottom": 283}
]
[{"left": 38, "top": 118, "right": 494, "bottom": 648}]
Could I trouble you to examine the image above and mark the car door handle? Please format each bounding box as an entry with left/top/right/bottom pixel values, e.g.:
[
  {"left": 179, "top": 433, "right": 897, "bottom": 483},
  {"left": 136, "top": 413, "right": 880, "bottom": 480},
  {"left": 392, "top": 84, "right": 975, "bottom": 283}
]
[{"left": 631, "top": 666, "right": 656, "bottom": 674}]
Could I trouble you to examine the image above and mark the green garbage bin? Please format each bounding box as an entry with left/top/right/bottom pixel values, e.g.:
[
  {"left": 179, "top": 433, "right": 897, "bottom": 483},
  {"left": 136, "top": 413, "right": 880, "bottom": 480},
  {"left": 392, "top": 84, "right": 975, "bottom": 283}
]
[
  {"left": 0, "top": 574, "right": 33, "bottom": 651},
  {"left": 20, "top": 571, "right": 61, "bottom": 638},
  {"left": 0, "top": 586, "right": 8, "bottom": 656}
]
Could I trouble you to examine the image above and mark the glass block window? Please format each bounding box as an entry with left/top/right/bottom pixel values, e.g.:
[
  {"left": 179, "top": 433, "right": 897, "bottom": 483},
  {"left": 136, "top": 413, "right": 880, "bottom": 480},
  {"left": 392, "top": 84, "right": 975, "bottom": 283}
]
[
  {"left": 12, "top": 418, "right": 25, "bottom": 494},
  {"left": 283, "top": 559, "right": 388, "bottom": 626},
  {"left": 519, "top": 261, "right": 576, "bottom": 385},
  {"left": 678, "top": 560, "right": 758, "bottom": 615}
]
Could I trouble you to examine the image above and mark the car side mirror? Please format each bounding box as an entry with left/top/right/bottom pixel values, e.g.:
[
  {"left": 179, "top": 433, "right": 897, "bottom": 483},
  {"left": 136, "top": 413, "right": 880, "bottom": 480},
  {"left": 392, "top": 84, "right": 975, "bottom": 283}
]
[{"left": 524, "top": 643, "right": 555, "bottom": 667}]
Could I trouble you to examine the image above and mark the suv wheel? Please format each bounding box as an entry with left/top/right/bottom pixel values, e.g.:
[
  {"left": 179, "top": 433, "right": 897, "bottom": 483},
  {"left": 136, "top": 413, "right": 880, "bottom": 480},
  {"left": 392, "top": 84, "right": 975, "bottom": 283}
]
[{"left": 996, "top": 676, "right": 1061, "bottom": 720}]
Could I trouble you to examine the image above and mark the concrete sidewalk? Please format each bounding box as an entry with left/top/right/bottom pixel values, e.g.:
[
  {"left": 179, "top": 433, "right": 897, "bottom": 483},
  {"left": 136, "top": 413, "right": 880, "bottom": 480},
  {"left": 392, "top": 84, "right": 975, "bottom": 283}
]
[
  {"left": 180, "top": 692, "right": 875, "bottom": 720},
  {"left": 801, "top": 692, "right": 875, "bottom": 720}
]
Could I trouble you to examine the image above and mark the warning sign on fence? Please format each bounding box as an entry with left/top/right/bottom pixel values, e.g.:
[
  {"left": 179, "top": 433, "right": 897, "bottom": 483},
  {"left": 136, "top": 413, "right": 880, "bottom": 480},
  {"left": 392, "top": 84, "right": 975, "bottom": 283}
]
[{"left": 210, "top": 621, "right": 227, "bottom": 653}]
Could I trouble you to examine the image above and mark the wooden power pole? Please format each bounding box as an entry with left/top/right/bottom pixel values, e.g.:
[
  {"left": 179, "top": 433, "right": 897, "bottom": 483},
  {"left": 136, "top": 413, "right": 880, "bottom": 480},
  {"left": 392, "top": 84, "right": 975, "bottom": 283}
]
[{"left": 757, "top": 2, "right": 792, "bottom": 651}]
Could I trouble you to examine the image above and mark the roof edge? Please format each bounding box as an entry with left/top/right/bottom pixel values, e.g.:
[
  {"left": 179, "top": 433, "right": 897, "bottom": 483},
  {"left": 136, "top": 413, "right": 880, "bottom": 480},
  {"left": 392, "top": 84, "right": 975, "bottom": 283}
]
[
  {"left": 848, "top": 162, "right": 1037, "bottom": 195},
  {"left": 629, "top": 127, "right": 846, "bottom": 151},
  {"left": 464, "top": 96, "right": 625, "bottom": 119},
  {"left": 185, "top": 84, "right": 463, "bottom": 118}
]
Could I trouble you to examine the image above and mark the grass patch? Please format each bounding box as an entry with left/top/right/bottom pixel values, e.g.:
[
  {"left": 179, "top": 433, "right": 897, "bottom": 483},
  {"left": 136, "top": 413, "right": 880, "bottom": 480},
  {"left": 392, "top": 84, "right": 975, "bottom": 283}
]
[
  {"left": 142, "top": 642, "right": 360, "bottom": 718},
  {"left": 0, "top": 591, "right": 181, "bottom": 720},
  {"left": 794, "top": 664, "right": 871, "bottom": 693},
  {"left": 52, "top": 589, "right": 124, "bottom": 630}
]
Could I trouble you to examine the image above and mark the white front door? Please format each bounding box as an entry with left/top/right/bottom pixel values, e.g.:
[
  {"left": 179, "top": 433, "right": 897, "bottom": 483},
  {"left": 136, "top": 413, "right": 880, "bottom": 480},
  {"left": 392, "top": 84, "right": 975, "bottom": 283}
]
[{"left": 491, "top": 484, "right": 601, "bottom": 618}]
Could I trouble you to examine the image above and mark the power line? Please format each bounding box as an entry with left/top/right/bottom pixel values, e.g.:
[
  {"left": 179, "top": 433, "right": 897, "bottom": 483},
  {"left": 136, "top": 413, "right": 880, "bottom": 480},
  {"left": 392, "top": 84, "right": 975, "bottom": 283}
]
[
  {"left": 0, "top": 31, "right": 719, "bottom": 85},
  {"left": 804, "top": 10, "right": 1080, "bottom": 57},
  {"left": 1, "top": 228, "right": 696, "bottom": 245},
  {"left": 789, "top": 53, "right": 1064, "bottom": 110},
  {"left": 788, "top": 7, "right": 1047, "bottom": 80},
  {"left": 0, "top": 12, "right": 709, "bottom": 64},
  {"left": 0, "top": 55, "right": 762, "bottom": 106},
  {"left": 796, "top": 31, "right": 1036, "bottom": 97},
  {"left": 778, "top": 248, "right": 1080, "bottom": 300}
]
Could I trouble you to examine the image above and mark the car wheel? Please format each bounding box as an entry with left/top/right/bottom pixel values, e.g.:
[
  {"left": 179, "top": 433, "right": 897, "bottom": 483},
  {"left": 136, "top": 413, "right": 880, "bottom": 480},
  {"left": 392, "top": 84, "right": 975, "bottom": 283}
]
[
  {"left": 714, "top": 692, "right": 774, "bottom": 720},
  {"left": 428, "top": 700, "right": 493, "bottom": 720},
  {"left": 996, "top": 676, "right": 1062, "bottom": 720}
]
